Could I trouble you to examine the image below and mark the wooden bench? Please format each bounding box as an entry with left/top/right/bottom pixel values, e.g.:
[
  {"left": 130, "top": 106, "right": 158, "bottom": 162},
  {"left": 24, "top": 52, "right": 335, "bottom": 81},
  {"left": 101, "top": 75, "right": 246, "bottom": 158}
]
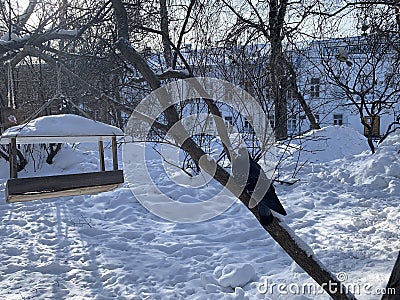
[{"left": 6, "top": 170, "right": 124, "bottom": 203}]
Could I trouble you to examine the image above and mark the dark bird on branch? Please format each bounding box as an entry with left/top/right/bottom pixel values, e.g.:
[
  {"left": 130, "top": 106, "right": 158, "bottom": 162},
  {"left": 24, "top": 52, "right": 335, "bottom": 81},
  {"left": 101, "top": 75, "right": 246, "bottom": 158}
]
[{"left": 232, "top": 148, "right": 287, "bottom": 225}]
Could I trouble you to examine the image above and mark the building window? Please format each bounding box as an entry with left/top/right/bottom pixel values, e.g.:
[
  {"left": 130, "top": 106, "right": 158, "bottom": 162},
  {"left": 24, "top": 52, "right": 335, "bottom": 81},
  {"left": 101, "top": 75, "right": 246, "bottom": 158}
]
[
  {"left": 288, "top": 117, "right": 297, "bottom": 133},
  {"left": 244, "top": 120, "right": 254, "bottom": 133},
  {"left": 363, "top": 116, "right": 380, "bottom": 137},
  {"left": 287, "top": 89, "right": 296, "bottom": 100},
  {"left": 184, "top": 44, "right": 192, "bottom": 52},
  {"left": 224, "top": 116, "right": 233, "bottom": 125},
  {"left": 207, "top": 119, "right": 215, "bottom": 134},
  {"left": 268, "top": 115, "right": 275, "bottom": 129},
  {"left": 385, "top": 70, "right": 400, "bottom": 88},
  {"left": 224, "top": 116, "right": 233, "bottom": 132},
  {"left": 333, "top": 114, "right": 343, "bottom": 126},
  {"left": 310, "top": 77, "right": 320, "bottom": 98}
]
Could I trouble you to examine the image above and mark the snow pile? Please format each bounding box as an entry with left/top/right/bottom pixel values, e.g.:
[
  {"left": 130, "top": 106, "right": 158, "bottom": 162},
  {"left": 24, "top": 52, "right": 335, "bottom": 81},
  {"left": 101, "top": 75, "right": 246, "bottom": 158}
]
[
  {"left": 20, "top": 142, "right": 105, "bottom": 177},
  {"left": 321, "top": 129, "right": 400, "bottom": 194},
  {"left": 279, "top": 126, "right": 370, "bottom": 165},
  {"left": 215, "top": 263, "right": 257, "bottom": 288},
  {"left": 200, "top": 264, "right": 256, "bottom": 299},
  {"left": 277, "top": 129, "right": 399, "bottom": 299},
  {"left": 349, "top": 130, "right": 400, "bottom": 190}
]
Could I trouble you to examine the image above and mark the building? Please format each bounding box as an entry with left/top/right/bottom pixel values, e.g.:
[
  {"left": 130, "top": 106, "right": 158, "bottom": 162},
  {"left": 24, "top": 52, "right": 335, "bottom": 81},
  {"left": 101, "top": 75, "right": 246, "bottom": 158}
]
[
  {"left": 286, "top": 35, "right": 400, "bottom": 138},
  {"left": 179, "top": 35, "right": 399, "bottom": 139}
]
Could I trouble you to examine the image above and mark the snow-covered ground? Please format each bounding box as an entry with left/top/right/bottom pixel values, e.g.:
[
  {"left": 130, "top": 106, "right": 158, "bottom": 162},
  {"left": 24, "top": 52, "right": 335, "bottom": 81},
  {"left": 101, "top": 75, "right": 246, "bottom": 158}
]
[{"left": 0, "top": 124, "right": 399, "bottom": 299}]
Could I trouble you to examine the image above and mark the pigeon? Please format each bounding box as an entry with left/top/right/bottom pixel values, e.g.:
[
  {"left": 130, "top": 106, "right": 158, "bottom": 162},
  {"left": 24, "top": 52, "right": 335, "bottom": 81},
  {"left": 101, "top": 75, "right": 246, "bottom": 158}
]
[{"left": 232, "top": 147, "right": 287, "bottom": 225}]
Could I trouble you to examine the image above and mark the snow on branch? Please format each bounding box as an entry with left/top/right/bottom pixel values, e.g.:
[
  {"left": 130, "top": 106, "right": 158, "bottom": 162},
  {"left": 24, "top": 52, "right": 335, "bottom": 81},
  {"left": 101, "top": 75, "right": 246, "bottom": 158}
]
[
  {"left": 0, "top": 0, "right": 38, "bottom": 41},
  {"left": 132, "top": 69, "right": 190, "bottom": 83},
  {"left": 15, "top": 0, "right": 38, "bottom": 31},
  {"left": 0, "top": 29, "right": 78, "bottom": 56}
]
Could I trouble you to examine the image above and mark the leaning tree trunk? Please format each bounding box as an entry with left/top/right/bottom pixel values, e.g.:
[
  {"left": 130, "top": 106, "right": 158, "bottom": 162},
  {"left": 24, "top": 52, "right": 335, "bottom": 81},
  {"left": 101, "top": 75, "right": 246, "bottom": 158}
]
[
  {"left": 382, "top": 252, "right": 400, "bottom": 300},
  {"left": 286, "top": 61, "right": 321, "bottom": 130},
  {"left": 111, "top": 1, "right": 355, "bottom": 298},
  {"left": 0, "top": 145, "right": 27, "bottom": 172},
  {"left": 16, "top": 148, "right": 27, "bottom": 171}
]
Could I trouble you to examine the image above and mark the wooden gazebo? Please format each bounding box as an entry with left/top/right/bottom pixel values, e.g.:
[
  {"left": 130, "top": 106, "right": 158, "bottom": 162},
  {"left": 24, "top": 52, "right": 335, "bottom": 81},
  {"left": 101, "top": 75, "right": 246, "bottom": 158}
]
[{"left": 0, "top": 114, "right": 125, "bottom": 203}]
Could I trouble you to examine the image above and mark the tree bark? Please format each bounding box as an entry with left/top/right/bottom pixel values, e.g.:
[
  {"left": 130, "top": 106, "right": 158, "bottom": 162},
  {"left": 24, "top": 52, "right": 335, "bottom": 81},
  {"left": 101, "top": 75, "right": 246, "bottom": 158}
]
[
  {"left": 46, "top": 143, "right": 62, "bottom": 165},
  {"left": 269, "top": 0, "right": 288, "bottom": 140},
  {"left": 286, "top": 62, "right": 321, "bottom": 130},
  {"left": 395, "top": 6, "right": 400, "bottom": 34},
  {"left": 160, "top": 0, "right": 173, "bottom": 68},
  {"left": 382, "top": 252, "right": 400, "bottom": 300}
]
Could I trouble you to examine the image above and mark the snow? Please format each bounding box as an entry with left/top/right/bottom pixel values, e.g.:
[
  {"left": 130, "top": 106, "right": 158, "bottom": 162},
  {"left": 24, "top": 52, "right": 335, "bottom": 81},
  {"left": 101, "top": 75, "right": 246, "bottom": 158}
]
[
  {"left": 0, "top": 114, "right": 124, "bottom": 144},
  {"left": 278, "top": 126, "right": 370, "bottom": 165},
  {"left": 55, "top": 29, "right": 78, "bottom": 36},
  {"left": 216, "top": 263, "right": 257, "bottom": 288},
  {"left": 0, "top": 125, "right": 399, "bottom": 299},
  {"left": 0, "top": 33, "right": 30, "bottom": 43}
]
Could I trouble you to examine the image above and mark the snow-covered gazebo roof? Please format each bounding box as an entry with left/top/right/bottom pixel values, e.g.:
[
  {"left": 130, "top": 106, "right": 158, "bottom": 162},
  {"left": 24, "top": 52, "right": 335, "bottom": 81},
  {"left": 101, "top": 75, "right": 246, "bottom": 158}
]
[{"left": 0, "top": 114, "right": 124, "bottom": 144}]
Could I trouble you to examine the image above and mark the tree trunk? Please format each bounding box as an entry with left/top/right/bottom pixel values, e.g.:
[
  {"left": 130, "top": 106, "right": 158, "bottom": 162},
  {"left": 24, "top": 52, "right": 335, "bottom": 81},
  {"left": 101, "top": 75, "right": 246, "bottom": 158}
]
[
  {"left": 160, "top": 0, "right": 173, "bottom": 68},
  {"left": 286, "top": 61, "right": 321, "bottom": 130},
  {"left": 46, "top": 143, "right": 62, "bottom": 165},
  {"left": 269, "top": 0, "right": 288, "bottom": 140},
  {"left": 382, "top": 252, "right": 400, "bottom": 300},
  {"left": 269, "top": 45, "right": 288, "bottom": 140},
  {"left": 367, "top": 136, "right": 376, "bottom": 154}
]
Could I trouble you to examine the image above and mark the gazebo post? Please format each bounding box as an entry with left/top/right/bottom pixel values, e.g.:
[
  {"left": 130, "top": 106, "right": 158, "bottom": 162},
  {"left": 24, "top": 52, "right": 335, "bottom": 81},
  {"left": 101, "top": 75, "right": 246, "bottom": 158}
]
[
  {"left": 112, "top": 136, "right": 118, "bottom": 171},
  {"left": 9, "top": 137, "right": 17, "bottom": 179},
  {"left": 98, "top": 139, "right": 105, "bottom": 172}
]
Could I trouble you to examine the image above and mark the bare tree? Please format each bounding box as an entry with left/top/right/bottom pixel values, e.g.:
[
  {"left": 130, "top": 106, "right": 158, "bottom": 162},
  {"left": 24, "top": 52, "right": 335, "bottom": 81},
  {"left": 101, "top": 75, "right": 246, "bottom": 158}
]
[
  {"left": 314, "top": 3, "right": 400, "bottom": 153},
  {"left": 219, "top": 0, "right": 321, "bottom": 140}
]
